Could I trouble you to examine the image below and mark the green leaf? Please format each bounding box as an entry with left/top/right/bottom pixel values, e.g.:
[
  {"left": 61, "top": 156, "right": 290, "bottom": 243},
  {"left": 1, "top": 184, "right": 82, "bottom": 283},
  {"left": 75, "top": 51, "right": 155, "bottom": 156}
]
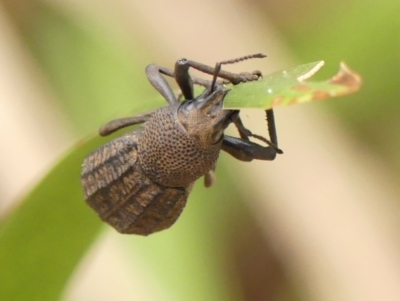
[
  {"left": 224, "top": 61, "right": 362, "bottom": 109},
  {"left": 89, "top": 61, "right": 362, "bottom": 115},
  {"left": 0, "top": 136, "right": 105, "bottom": 301}
]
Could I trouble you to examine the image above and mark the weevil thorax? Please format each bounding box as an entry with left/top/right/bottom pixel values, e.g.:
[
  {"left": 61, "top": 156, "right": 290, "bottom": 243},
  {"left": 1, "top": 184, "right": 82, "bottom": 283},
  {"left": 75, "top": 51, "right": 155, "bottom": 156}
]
[{"left": 138, "top": 85, "right": 236, "bottom": 188}]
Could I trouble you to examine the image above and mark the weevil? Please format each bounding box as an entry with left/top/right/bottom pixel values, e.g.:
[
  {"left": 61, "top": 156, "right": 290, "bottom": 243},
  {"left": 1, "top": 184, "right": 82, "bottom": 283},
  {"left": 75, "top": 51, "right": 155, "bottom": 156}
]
[{"left": 81, "top": 53, "right": 283, "bottom": 235}]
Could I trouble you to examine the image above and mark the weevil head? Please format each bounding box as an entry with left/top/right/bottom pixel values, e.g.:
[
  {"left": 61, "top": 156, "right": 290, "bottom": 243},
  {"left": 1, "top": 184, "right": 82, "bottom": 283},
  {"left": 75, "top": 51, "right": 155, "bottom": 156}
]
[{"left": 177, "top": 84, "right": 238, "bottom": 145}]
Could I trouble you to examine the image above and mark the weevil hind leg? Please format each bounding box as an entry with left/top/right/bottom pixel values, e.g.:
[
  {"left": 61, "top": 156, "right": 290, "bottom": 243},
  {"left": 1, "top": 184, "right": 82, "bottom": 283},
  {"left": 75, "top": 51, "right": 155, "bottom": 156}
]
[{"left": 99, "top": 112, "right": 153, "bottom": 136}]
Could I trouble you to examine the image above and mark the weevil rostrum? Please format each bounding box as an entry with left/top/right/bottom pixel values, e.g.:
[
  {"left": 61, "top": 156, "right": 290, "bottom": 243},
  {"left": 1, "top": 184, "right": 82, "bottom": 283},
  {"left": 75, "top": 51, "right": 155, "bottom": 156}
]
[{"left": 81, "top": 53, "right": 283, "bottom": 236}]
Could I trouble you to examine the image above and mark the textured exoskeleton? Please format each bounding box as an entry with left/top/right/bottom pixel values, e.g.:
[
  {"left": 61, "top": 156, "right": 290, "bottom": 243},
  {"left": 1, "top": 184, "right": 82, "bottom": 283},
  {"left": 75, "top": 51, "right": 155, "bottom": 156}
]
[{"left": 81, "top": 54, "right": 282, "bottom": 235}]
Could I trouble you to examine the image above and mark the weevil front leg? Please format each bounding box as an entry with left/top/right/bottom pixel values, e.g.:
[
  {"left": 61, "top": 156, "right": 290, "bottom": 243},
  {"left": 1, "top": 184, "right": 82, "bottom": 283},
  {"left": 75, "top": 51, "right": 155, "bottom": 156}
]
[
  {"left": 232, "top": 115, "right": 252, "bottom": 141},
  {"left": 222, "top": 106, "right": 283, "bottom": 161},
  {"left": 176, "top": 53, "right": 266, "bottom": 85},
  {"left": 222, "top": 136, "right": 279, "bottom": 162},
  {"left": 149, "top": 54, "right": 266, "bottom": 103},
  {"left": 159, "top": 59, "right": 214, "bottom": 100},
  {"left": 231, "top": 109, "right": 282, "bottom": 151}
]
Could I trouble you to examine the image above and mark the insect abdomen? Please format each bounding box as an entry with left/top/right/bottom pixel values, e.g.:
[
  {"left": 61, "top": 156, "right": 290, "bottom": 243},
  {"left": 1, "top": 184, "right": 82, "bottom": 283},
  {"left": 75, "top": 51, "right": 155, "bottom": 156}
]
[{"left": 81, "top": 132, "right": 188, "bottom": 235}]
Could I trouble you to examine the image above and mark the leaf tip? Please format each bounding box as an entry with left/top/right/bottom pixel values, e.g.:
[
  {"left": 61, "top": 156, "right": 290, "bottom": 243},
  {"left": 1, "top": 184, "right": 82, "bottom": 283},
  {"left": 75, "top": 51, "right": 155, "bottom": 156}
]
[{"left": 330, "top": 62, "right": 362, "bottom": 93}]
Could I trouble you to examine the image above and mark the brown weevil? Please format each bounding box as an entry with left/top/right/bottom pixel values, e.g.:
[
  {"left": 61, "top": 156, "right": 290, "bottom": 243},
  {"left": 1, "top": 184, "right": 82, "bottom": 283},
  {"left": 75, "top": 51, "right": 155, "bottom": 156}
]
[{"left": 81, "top": 53, "right": 283, "bottom": 235}]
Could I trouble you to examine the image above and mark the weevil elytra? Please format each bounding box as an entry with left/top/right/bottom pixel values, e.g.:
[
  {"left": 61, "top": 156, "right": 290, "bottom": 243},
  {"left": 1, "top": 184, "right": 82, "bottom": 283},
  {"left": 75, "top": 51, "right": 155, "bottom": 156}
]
[{"left": 81, "top": 53, "right": 283, "bottom": 236}]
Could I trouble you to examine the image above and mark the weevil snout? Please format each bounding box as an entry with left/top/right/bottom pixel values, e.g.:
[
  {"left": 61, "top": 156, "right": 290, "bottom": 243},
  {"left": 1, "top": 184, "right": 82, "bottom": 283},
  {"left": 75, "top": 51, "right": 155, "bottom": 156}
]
[{"left": 178, "top": 85, "right": 234, "bottom": 144}]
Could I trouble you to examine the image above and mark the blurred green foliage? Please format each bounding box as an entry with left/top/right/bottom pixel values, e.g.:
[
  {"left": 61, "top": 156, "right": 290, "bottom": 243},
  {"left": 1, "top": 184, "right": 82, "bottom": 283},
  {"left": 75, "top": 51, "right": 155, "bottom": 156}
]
[
  {"left": 264, "top": 0, "right": 400, "bottom": 170},
  {"left": 9, "top": 1, "right": 157, "bottom": 135},
  {"left": 0, "top": 136, "right": 103, "bottom": 301}
]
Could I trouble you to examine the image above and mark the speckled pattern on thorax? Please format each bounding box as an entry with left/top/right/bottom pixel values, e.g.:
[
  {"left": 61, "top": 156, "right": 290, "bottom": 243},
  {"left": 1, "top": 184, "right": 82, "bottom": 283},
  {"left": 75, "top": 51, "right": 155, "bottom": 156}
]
[{"left": 138, "top": 106, "right": 222, "bottom": 187}]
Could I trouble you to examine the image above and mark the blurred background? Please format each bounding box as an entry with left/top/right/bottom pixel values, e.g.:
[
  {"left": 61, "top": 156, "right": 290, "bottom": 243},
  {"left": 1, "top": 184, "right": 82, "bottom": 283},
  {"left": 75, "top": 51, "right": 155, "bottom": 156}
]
[{"left": 1, "top": 0, "right": 400, "bottom": 300}]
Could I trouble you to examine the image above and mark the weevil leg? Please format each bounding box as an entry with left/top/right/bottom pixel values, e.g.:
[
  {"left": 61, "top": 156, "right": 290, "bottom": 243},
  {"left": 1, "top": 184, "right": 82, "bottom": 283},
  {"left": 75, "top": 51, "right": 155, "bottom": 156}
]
[
  {"left": 158, "top": 65, "right": 214, "bottom": 92},
  {"left": 156, "top": 54, "right": 265, "bottom": 102},
  {"left": 173, "top": 59, "right": 194, "bottom": 100},
  {"left": 222, "top": 107, "right": 283, "bottom": 161},
  {"left": 204, "top": 170, "right": 217, "bottom": 188},
  {"left": 232, "top": 116, "right": 252, "bottom": 141},
  {"left": 150, "top": 64, "right": 212, "bottom": 100},
  {"left": 168, "top": 54, "right": 266, "bottom": 101},
  {"left": 156, "top": 66, "right": 214, "bottom": 102},
  {"left": 265, "top": 109, "right": 278, "bottom": 147},
  {"left": 221, "top": 135, "right": 278, "bottom": 162},
  {"left": 182, "top": 53, "right": 266, "bottom": 85},
  {"left": 100, "top": 63, "right": 187, "bottom": 136},
  {"left": 99, "top": 113, "right": 153, "bottom": 136},
  {"left": 232, "top": 109, "right": 281, "bottom": 150},
  {"left": 223, "top": 106, "right": 283, "bottom": 161},
  {"left": 145, "top": 64, "right": 178, "bottom": 105},
  {"left": 173, "top": 59, "right": 221, "bottom": 99},
  {"left": 191, "top": 76, "right": 223, "bottom": 87}
]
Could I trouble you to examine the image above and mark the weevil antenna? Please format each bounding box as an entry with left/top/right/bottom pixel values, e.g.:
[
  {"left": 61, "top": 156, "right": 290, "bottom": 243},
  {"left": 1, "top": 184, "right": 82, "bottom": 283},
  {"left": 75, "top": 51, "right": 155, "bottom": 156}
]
[
  {"left": 210, "top": 53, "right": 267, "bottom": 92},
  {"left": 219, "top": 53, "right": 266, "bottom": 65},
  {"left": 210, "top": 63, "right": 222, "bottom": 92}
]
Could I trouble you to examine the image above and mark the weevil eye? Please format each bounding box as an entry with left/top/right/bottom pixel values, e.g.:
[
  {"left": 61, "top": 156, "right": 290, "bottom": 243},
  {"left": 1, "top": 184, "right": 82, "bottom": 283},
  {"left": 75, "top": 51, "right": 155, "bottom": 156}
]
[
  {"left": 207, "top": 100, "right": 223, "bottom": 118},
  {"left": 181, "top": 100, "right": 194, "bottom": 112}
]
